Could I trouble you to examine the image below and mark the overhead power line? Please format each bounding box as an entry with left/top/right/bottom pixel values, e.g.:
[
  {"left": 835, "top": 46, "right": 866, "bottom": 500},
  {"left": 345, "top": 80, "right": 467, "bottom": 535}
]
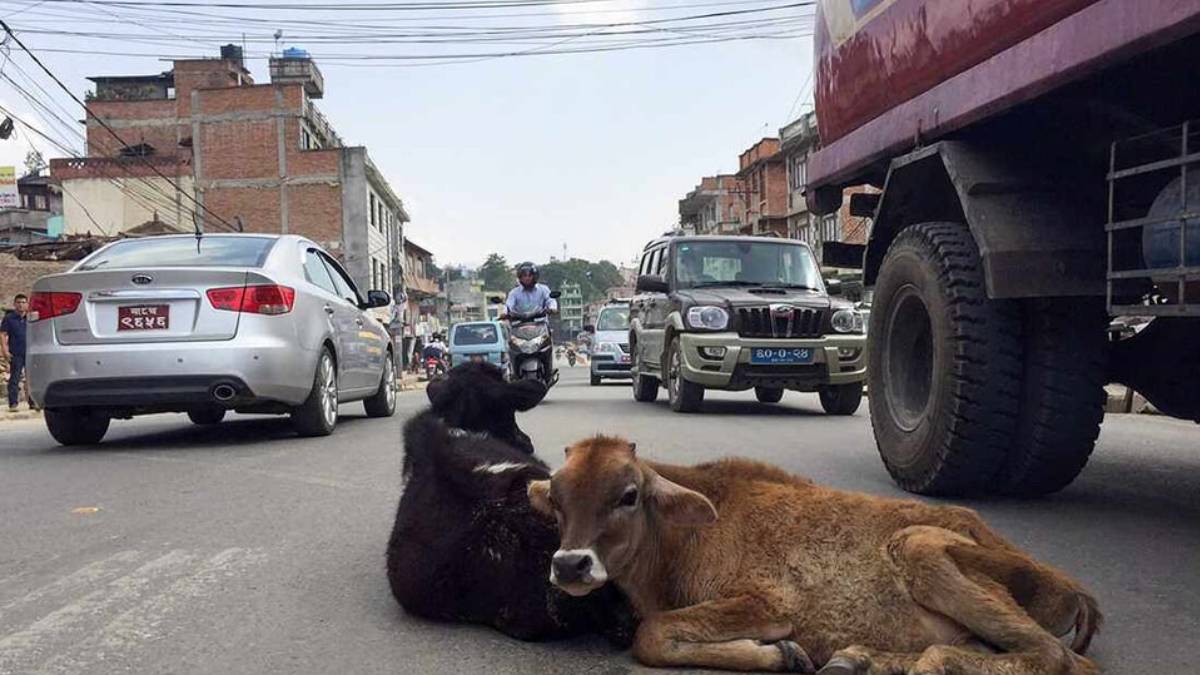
[{"left": 0, "top": 19, "right": 238, "bottom": 232}]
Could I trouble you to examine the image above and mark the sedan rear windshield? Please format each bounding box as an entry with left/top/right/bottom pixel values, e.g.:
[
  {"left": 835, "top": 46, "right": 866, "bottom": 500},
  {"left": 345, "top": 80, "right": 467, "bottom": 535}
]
[{"left": 77, "top": 237, "right": 276, "bottom": 271}]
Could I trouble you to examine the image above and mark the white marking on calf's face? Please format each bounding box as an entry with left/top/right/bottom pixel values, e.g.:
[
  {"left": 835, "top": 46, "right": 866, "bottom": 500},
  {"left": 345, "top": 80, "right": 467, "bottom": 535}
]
[
  {"left": 473, "top": 461, "right": 527, "bottom": 474},
  {"left": 549, "top": 548, "right": 608, "bottom": 596}
]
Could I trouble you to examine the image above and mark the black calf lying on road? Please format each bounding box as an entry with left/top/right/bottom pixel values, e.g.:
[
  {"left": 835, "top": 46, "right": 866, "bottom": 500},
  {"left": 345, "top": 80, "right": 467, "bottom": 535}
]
[{"left": 386, "top": 362, "right": 636, "bottom": 645}]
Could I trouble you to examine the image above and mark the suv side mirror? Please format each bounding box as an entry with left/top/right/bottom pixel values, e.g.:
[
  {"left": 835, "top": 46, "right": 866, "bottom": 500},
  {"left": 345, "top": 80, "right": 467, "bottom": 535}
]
[
  {"left": 824, "top": 278, "right": 843, "bottom": 296},
  {"left": 584, "top": 324, "right": 595, "bottom": 333},
  {"left": 365, "top": 290, "right": 391, "bottom": 308},
  {"left": 636, "top": 274, "right": 669, "bottom": 294},
  {"left": 550, "top": 290, "right": 562, "bottom": 299}
]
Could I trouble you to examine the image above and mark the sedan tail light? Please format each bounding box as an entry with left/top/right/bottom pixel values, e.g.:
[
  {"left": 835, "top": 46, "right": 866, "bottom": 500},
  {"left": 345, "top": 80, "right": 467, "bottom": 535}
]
[
  {"left": 206, "top": 285, "right": 295, "bottom": 315},
  {"left": 28, "top": 291, "right": 82, "bottom": 322}
]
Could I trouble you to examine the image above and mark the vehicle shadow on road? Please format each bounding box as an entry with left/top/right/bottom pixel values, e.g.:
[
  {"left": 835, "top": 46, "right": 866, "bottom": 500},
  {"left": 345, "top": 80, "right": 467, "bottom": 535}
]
[{"left": 35, "top": 414, "right": 375, "bottom": 456}]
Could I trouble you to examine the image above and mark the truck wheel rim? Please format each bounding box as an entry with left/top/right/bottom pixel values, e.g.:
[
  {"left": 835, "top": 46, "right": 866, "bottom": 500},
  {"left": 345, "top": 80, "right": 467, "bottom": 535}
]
[
  {"left": 321, "top": 357, "right": 338, "bottom": 427},
  {"left": 884, "top": 285, "right": 933, "bottom": 432}
]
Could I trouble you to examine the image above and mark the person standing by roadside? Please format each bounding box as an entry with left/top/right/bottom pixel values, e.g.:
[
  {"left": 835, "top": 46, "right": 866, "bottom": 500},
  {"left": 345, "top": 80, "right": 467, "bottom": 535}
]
[{"left": 1, "top": 294, "right": 30, "bottom": 412}]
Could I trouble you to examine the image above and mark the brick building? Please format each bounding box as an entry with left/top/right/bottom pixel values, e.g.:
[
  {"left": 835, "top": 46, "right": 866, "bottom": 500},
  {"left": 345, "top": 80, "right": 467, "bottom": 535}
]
[
  {"left": 678, "top": 174, "right": 744, "bottom": 235},
  {"left": 735, "top": 138, "right": 788, "bottom": 237},
  {"left": 50, "top": 45, "right": 409, "bottom": 297}
]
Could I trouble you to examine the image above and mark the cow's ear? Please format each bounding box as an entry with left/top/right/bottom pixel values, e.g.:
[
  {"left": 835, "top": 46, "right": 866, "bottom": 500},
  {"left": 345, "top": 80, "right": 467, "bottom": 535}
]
[
  {"left": 506, "top": 378, "right": 547, "bottom": 411},
  {"left": 527, "top": 480, "right": 554, "bottom": 516},
  {"left": 649, "top": 474, "right": 717, "bottom": 527}
]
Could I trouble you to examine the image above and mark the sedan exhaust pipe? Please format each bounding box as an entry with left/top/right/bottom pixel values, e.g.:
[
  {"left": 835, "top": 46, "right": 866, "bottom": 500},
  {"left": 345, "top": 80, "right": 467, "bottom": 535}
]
[{"left": 211, "top": 383, "right": 237, "bottom": 402}]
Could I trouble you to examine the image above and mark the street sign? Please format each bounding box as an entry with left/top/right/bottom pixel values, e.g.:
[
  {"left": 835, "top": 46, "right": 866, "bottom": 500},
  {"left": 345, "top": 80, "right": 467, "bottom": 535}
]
[{"left": 0, "top": 166, "right": 18, "bottom": 208}]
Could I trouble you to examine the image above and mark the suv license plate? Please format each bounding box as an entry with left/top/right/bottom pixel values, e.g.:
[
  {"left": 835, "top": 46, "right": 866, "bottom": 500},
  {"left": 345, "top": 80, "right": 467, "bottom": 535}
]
[
  {"left": 750, "top": 347, "right": 813, "bottom": 365},
  {"left": 118, "top": 305, "right": 170, "bottom": 331}
]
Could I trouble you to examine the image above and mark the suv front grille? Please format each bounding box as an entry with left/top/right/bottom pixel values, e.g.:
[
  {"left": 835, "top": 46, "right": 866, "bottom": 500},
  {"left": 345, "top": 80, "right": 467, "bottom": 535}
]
[{"left": 737, "top": 306, "right": 825, "bottom": 338}]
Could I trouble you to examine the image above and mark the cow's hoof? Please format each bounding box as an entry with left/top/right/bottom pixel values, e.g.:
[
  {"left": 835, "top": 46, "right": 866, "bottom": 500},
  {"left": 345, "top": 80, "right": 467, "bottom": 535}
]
[
  {"left": 816, "top": 656, "right": 861, "bottom": 675},
  {"left": 776, "top": 640, "right": 815, "bottom": 673}
]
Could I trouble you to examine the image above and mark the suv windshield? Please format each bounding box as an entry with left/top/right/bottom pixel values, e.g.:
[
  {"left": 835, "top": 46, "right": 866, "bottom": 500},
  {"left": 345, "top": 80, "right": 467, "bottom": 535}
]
[
  {"left": 77, "top": 236, "right": 276, "bottom": 271},
  {"left": 453, "top": 323, "right": 499, "bottom": 346},
  {"left": 596, "top": 307, "right": 630, "bottom": 331},
  {"left": 673, "top": 240, "right": 822, "bottom": 290}
]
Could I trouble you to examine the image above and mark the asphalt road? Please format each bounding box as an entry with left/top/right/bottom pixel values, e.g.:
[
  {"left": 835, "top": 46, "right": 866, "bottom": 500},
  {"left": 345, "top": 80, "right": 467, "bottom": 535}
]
[{"left": 1, "top": 365, "right": 1197, "bottom": 674}]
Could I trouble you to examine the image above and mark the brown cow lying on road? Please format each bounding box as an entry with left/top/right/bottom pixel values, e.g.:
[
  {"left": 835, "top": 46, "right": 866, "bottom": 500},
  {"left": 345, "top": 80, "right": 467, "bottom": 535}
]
[{"left": 528, "top": 436, "right": 1101, "bottom": 675}]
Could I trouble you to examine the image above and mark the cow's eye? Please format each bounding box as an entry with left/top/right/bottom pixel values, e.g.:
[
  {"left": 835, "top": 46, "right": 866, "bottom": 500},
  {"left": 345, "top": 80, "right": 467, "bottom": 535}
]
[{"left": 618, "top": 487, "right": 638, "bottom": 508}]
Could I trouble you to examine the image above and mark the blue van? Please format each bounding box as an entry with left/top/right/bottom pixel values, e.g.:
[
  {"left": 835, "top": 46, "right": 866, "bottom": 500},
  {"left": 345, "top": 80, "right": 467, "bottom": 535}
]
[{"left": 449, "top": 321, "right": 509, "bottom": 371}]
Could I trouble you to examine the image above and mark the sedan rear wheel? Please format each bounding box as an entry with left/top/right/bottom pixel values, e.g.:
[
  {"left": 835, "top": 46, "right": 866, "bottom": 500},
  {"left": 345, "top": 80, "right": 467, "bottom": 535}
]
[
  {"left": 363, "top": 354, "right": 397, "bottom": 418},
  {"left": 45, "top": 407, "right": 110, "bottom": 446},
  {"left": 292, "top": 349, "right": 338, "bottom": 437}
]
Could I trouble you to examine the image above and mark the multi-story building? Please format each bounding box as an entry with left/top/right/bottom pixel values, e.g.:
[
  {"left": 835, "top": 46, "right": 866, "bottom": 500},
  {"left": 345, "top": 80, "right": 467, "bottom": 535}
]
[
  {"left": 558, "top": 282, "right": 584, "bottom": 336},
  {"left": 735, "top": 138, "right": 788, "bottom": 237},
  {"left": 401, "top": 239, "right": 442, "bottom": 365},
  {"left": 50, "top": 45, "right": 408, "bottom": 298},
  {"left": 0, "top": 171, "right": 63, "bottom": 244},
  {"left": 678, "top": 175, "right": 745, "bottom": 235},
  {"left": 446, "top": 278, "right": 487, "bottom": 323},
  {"left": 779, "top": 112, "right": 872, "bottom": 267}
]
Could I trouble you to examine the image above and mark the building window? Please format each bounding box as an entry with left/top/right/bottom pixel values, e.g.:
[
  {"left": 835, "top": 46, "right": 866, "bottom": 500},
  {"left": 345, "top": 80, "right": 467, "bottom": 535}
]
[
  {"left": 369, "top": 194, "right": 377, "bottom": 227},
  {"left": 822, "top": 214, "right": 839, "bottom": 243},
  {"left": 789, "top": 153, "right": 807, "bottom": 191}
]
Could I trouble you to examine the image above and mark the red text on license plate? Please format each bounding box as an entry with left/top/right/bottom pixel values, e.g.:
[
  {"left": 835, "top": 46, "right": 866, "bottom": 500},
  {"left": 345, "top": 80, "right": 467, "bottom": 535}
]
[{"left": 118, "top": 305, "right": 170, "bottom": 331}]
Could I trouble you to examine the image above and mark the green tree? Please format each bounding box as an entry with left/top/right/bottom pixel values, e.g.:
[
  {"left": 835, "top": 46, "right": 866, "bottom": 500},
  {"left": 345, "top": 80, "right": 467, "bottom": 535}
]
[
  {"left": 539, "top": 258, "right": 626, "bottom": 304},
  {"left": 478, "top": 253, "right": 511, "bottom": 291}
]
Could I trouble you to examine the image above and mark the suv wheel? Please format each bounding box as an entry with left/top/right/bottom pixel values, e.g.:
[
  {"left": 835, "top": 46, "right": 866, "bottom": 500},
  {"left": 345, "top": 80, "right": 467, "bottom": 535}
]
[
  {"left": 292, "top": 348, "right": 338, "bottom": 437},
  {"left": 755, "top": 387, "right": 784, "bottom": 404},
  {"left": 590, "top": 373, "right": 602, "bottom": 386},
  {"left": 819, "top": 383, "right": 862, "bottom": 415},
  {"left": 187, "top": 406, "right": 226, "bottom": 425},
  {"left": 363, "top": 354, "right": 397, "bottom": 418},
  {"left": 666, "top": 338, "right": 704, "bottom": 413},
  {"left": 45, "top": 408, "right": 110, "bottom": 446},
  {"left": 632, "top": 370, "right": 659, "bottom": 402}
]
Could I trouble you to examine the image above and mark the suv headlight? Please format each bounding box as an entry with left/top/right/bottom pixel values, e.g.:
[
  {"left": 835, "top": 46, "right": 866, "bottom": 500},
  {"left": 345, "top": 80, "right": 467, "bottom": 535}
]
[
  {"left": 686, "top": 306, "right": 729, "bottom": 331},
  {"left": 831, "top": 308, "right": 865, "bottom": 334}
]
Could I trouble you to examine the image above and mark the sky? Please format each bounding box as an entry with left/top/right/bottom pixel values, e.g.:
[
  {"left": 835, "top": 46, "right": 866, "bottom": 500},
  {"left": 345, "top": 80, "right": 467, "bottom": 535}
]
[{"left": 0, "top": 0, "right": 816, "bottom": 269}]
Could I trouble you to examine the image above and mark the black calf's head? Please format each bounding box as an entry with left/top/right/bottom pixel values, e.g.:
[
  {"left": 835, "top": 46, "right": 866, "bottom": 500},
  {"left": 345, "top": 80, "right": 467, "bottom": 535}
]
[{"left": 426, "top": 362, "right": 546, "bottom": 453}]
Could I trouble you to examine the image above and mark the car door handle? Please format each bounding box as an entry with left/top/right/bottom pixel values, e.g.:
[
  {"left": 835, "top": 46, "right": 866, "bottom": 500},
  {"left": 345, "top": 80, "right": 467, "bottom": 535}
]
[{"left": 324, "top": 305, "right": 335, "bottom": 315}]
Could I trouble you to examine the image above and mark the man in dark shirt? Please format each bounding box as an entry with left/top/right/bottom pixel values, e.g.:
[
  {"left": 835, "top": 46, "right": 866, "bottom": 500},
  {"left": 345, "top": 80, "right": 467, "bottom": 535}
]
[{"left": 1, "top": 294, "right": 30, "bottom": 411}]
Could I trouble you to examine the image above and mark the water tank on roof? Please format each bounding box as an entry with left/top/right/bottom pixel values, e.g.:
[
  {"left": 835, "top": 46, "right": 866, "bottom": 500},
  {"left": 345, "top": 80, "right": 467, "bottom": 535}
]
[{"left": 282, "top": 47, "right": 310, "bottom": 59}]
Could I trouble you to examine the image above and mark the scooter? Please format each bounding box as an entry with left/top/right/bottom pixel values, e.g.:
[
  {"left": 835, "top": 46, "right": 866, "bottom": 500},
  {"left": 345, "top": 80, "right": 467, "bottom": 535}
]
[
  {"left": 506, "top": 308, "right": 558, "bottom": 388},
  {"left": 424, "top": 354, "right": 448, "bottom": 381}
]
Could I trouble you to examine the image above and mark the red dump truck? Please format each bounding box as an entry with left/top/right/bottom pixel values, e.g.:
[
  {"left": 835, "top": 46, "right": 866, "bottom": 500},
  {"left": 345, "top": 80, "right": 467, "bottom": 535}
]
[{"left": 806, "top": 0, "right": 1200, "bottom": 496}]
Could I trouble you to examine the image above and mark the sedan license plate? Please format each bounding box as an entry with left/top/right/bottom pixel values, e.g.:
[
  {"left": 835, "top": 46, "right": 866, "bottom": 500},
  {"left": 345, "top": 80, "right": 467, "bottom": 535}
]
[
  {"left": 117, "top": 304, "right": 170, "bottom": 331},
  {"left": 750, "top": 347, "right": 814, "bottom": 365}
]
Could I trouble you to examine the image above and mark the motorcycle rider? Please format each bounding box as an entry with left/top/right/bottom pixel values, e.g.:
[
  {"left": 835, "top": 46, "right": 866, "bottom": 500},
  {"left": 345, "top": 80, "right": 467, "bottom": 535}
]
[
  {"left": 504, "top": 262, "right": 558, "bottom": 382},
  {"left": 504, "top": 263, "right": 558, "bottom": 319},
  {"left": 421, "top": 333, "right": 449, "bottom": 376}
]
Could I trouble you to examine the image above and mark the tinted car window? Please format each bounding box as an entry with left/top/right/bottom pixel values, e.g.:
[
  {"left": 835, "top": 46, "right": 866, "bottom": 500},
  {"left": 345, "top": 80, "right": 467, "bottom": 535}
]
[
  {"left": 597, "top": 307, "right": 630, "bottom": 331},
  {"left": 319, "top": 254, "right": 362, "bottom": 305},
  {"left": 77, "top": 236, "right": 275, "bottom": 271},
  {"left": 304, "top": 249, "right": 339, "bottom": 295},
  {"left": 453, "top": 324, "right": 499, "bottom": 346},
  {"left": 674, "top": 241, "right": 822, "bottom": 290}
]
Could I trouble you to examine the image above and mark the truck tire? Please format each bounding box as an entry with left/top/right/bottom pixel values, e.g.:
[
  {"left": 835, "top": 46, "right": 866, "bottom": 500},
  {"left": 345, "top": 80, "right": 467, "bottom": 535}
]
[
  {"left": 292, "top": 348, "right": 338, "bottom": 437},
  {"left": 819, "top": 383, "right": 863, "bottom": 415},
  {"left": 362, "top": 353, "right": 397, "bottom": 418},
  {"left": 666, "top": 338, "right": 704, "bottom": 413},
  {"left": 755, "top": 387, "right": 784, "bottom": 403},
  {"left": 868, "top": 222, "right": 1023, "bottom": 496},
  {"left": 1000, "top": 299, "right": 1106, "bottom": 495},
  {"left": 45, "top": 408, "right": 110, "bottom": 446}
]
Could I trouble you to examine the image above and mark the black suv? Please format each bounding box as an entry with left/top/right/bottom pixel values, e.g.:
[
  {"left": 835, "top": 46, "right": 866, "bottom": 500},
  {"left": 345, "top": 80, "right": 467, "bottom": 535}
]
[{"left": 628, "top": 235, "right": 866, "bottom": 413}]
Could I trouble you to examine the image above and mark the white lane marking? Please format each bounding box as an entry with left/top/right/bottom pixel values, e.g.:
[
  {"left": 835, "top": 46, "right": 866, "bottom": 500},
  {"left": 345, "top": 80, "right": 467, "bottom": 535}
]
[
  {"left": 0, "top": 550, "right": 144, "bottom": 620},
  {"left": 39, "top": 548, "right": 266, "bottom": 675},
  {"left": 473, "top": 461, "right": 527, "bottom": 475},
  {"left": 0, "top": 550, "right": 195, "bottom": 667}
]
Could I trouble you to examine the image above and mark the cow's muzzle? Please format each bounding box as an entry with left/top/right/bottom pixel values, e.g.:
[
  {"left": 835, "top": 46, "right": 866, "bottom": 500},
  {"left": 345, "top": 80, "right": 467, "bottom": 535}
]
[{"left": 550, "top": 549, "right": 607, "bottom": 594}]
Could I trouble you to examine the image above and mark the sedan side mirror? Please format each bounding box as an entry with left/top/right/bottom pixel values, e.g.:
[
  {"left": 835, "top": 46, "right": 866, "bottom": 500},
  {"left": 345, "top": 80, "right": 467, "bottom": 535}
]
[
  {"left": 584, "top": 324, "right": 595, "bottom": 333},
  {"left": 488, "top": 295, "right": 506, "bottom": 304},
  {"left": 824, "top": 278, "right": 843, "bottom": 296},
  {"left": 636, "top": 274, "right": 669, "bottom": 294},
  {"left": 365, "top": 289, "right": 391, "bottom": 308}
]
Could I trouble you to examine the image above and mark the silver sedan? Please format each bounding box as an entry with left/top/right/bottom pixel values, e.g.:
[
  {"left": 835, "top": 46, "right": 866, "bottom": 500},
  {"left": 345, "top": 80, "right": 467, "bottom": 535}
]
[{"left": 27, "top": 234, "right": 396, "bottom": 445}]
